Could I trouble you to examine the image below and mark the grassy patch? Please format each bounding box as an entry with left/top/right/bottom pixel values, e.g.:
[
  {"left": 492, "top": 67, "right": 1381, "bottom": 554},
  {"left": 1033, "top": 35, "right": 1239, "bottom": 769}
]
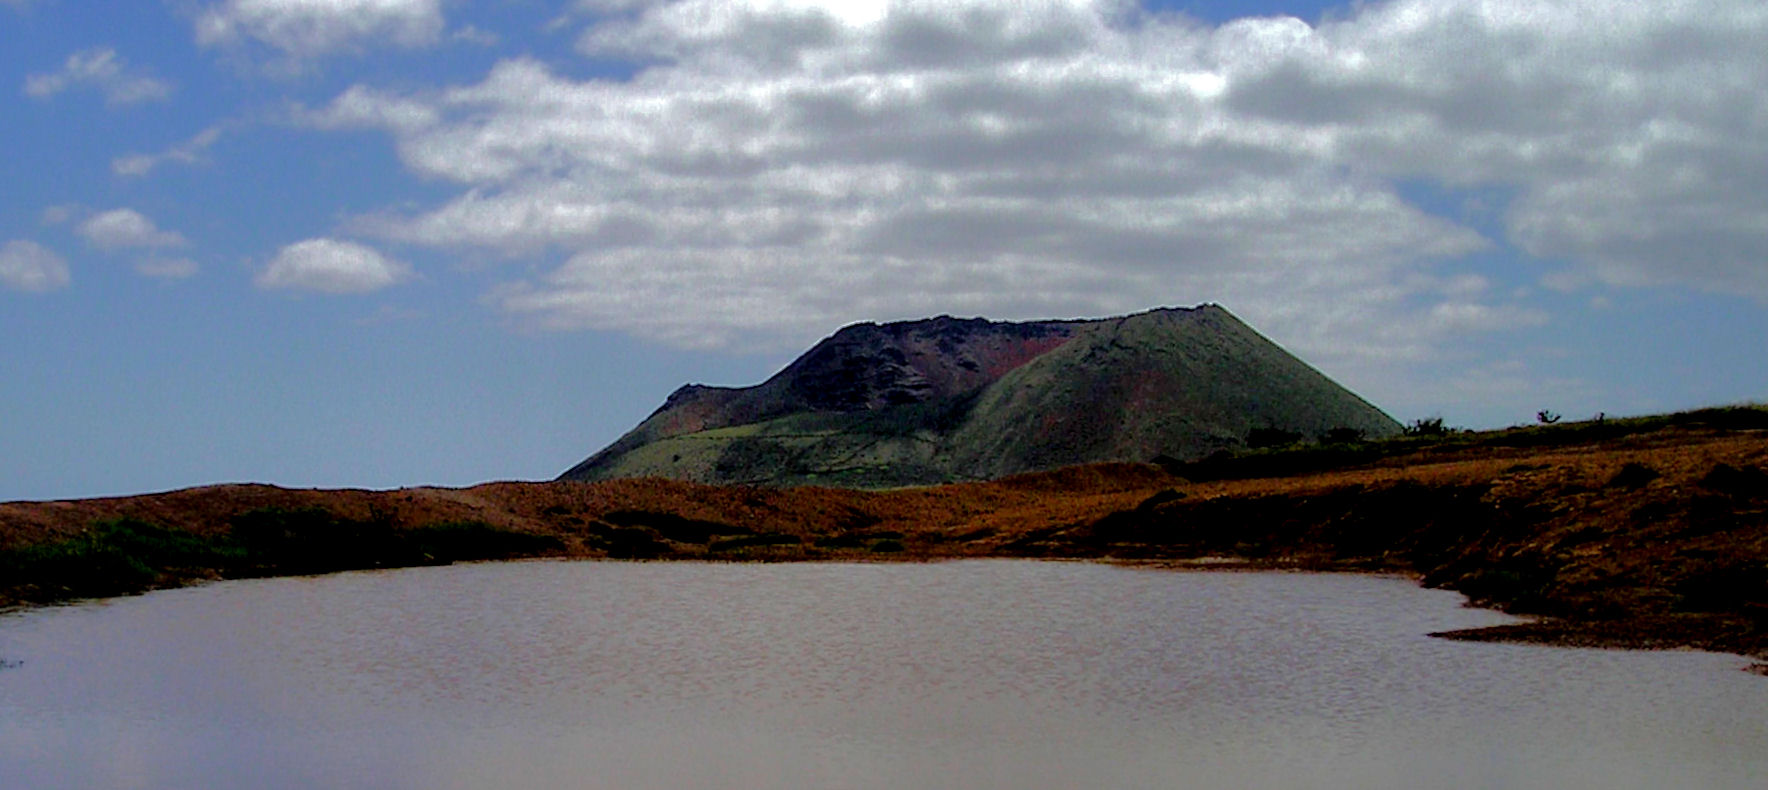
[
  {"left": 0, "top": 511, "right": 561, "bottom": 605},
  {"left": 599, "top": 510, "right": 750, "bottom": 543},
  {"left": 583, "top": 523, "right": 671, "bottom": 559},
  {"left": 707, "top": 532, "right": 802, "bottom": 553},
  {"left": 230, "top": 508, "right": 562, "bottom": 575},
  {"left": 0, "top": 518, "right": 240, "bottom": 601},
  {"left": 814, "top": 530, "right": 906, "bottom": 550},
  {"left": 1160, "top": 404, "right": 1768, "bottom": 482},
  {"left": 405, "top": 521, "right": 562, "bottom": 563}
]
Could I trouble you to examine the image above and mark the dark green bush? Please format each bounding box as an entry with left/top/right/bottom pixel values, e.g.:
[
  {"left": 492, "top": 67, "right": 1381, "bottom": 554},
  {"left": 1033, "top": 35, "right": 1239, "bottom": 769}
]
[
  {"left": 714, "top": 438, "right": 797, "bottom": 478},
  {"left": 707, "top": 532, "right": 801, "bottom": 552},
  {"left": 1457, "top": 556, "right": 1558, "bottom": 612},
  {"left": 2, "top": 512, "right": 563, "bottom": 605},
  {"left": 1608, "top": 463, "right": 1660, "bottom": 490},
  {"left": 814, "top": 530, "right": 905, "bottom": 549},
  {"left": 1404, "top": 417, "right": 1449, "bottom": 437},
  {"left": 1246, "top": 428, "right": 1304, "bottom": 449},
  {"left": 1674, "top": 562, "right": 1768, "bottom": 613},
  {"left": 600, "top": 510, "right": 748, "bottom": 543},
  {"left": 813, "top": 534, "right": 870, "bottom": 549},
  {"left": 0, "top": 534, "right": 156, "bottom": 598},
  {"left": 1699, "top": 464, "right": 1768, "bottom": 499},
  {"left": 228, "top": 507, "right": 417, "bottom": 574},
  {"left": 230, "top": 508, "right": 561, "bottom": 573},
  {"left": 0, "top": 519, "right": 239, "bottom": 601},
  {"left": 587, "top": 525, "right": 669, "bottom": 559},
  {"left": 407, "top": 521, "right": 561, "bottom": 562}
]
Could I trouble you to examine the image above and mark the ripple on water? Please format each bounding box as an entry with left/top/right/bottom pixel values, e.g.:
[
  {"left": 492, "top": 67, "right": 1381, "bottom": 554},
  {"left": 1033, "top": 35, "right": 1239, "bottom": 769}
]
[{"left": 0, "top": 560, "right": 1763, "bottom": 790}]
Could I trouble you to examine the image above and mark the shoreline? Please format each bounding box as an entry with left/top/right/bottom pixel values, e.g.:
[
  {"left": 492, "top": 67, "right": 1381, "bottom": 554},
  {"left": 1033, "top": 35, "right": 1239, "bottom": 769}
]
[
  {"left": 6, "top": 553, "right": 1764, "bottom": 677},
  {"left": 4, "top": 423, "right": 1766, "bottom": 670}
]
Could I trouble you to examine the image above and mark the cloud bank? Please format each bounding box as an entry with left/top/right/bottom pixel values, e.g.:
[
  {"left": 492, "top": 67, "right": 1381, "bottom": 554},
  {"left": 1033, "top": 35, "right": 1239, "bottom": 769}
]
[
  {"left": 299, "top": 0, "right": 1766, "bottom": 358},
  {"left": 196, "top": 0, "right": 445, "bottom": 61}
]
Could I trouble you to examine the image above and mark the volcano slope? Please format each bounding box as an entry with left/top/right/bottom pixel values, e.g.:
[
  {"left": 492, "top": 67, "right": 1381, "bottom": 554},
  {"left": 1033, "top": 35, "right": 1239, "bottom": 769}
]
[{"left": 560, "top": 305, "right": 1400, "bottom": 487}]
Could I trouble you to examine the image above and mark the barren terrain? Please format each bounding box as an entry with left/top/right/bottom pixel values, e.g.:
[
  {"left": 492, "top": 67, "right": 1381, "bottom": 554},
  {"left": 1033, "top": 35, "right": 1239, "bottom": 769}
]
[{"left": 5, "top": 416, "right": 1766, "bottom": 669}]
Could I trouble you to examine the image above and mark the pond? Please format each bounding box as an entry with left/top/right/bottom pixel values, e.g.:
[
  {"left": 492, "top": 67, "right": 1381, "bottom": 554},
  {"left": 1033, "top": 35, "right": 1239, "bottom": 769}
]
[{"left": 2, "top": 560, "right": 1764, "bottom": 789}]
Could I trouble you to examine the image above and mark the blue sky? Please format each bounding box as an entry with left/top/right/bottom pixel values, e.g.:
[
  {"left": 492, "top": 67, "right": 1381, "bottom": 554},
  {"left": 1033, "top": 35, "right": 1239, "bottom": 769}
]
[{"left": 4, "top": 0, "right": 1766, "bottom": 502}]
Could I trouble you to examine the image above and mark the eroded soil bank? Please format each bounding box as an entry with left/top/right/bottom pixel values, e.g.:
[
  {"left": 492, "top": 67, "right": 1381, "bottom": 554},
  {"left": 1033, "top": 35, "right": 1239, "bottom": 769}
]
[{"left": 4, "top": 423, "right": 1765, "bottom": 668}]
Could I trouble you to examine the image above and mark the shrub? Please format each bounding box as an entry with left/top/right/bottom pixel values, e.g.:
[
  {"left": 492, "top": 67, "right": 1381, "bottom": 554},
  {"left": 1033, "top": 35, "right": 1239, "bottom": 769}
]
[
  {"left": 2, "top": 513, "right": 564, "bottom": 604},
  {"left": 407, "top": 521, "right": 561, "bottom": 562},
  {"left": 1455, "top": 555, "right": 1558, "bottom": 612},
  {"left": 1246, "top": 427, "right": 1304, "bottom": 449},
  {"left": 707, "top": 532, "right": 801, "bottom": 553},
  {"left": 228, "top": 507, "right": 415, "bottom": 573},
  {"left": 814, "top": 534, "right": 870, "bottom": 549},
  {"left": 230, "top": 508, "right": 561, "bottom": 572},
  {"left": 0, "top": 519, "right": 238, "bottom": 601},
  {"left": 1608, "top": 463, "right": 1660, "bottom": 490},
  {"left": 1674, "top": 561, "right": 1768, "bottom": 613},
  {"left": 589, "top": 525, "right": 670, "bottom": 559},
  {"left": 600, "top": 510, "right": 748, "bottom": 543},
  {"left": 1699, "top": 464, "right": 1768, "bottom": 498},
  {"left": 1403, "top": 417, "right": 1449, "bottom": 437}
]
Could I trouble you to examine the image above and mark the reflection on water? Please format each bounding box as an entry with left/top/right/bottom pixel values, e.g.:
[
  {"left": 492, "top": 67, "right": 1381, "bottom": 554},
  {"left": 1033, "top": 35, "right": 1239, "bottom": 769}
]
[{"left": 2, "top": 560, "right": 1765, "bottom": 789}]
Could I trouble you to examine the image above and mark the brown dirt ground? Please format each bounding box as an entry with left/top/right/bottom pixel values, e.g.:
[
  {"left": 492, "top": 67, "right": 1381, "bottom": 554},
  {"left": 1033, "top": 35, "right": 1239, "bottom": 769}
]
[{"left": 4, "top": 426, "right": 1766, "bottom": 668}]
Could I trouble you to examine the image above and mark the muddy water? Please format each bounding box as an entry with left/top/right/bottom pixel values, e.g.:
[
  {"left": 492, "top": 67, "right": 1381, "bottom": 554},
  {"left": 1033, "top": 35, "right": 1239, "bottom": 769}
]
[{"left": 2, "top": 560, "right": 1765, "bottom": 789}]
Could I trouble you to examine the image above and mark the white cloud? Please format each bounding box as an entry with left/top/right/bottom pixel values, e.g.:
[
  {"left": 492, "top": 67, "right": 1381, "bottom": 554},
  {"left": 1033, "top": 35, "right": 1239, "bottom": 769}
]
[
  {"left": 572, "top": 0, "right": 664, "bottom": 13},
  {"left": 78, "top": 209, "right": 189, "bottom": 250},
  {"left": 1214, "top": 0, "right": 1768, "bottom": 298},
  {"left": 0, "top": 240, "right": 71, "bottom": 293},
  {"left": 196, "top": 0, "right": 445, "bottom": 60},
  {"left": 256, "top": 238, "right": 410, "bottom": 293},
  {"left": 295, "top": 85, "right": 437, "bottom": 132},
  {"left": 302, "top": 0, "right": 1768, "bottom": 360},
  {"left": 113, "top": 126, "right": 224, "bottom": 178},
  {"left": 1424, "top": 302, "right": 1549, "bottom": 334},
  {"left": 23, "top": 48, "right": 173, "bottom": 106}
]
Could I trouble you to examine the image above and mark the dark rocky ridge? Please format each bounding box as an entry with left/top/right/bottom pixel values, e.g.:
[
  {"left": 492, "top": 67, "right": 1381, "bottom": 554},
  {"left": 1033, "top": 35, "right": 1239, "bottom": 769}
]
[{"left": 561, "top": 305, "right": 1402, "bottom": 487}]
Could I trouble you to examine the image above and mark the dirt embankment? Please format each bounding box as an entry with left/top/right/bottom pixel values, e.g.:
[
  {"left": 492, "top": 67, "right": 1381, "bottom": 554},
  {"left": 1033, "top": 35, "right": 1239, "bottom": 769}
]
[
  {"left": 4, "top": 427, "right": 1766, "bottom": 667},
  {"left": 1019, "top": 431, "right": 1768, "bottom": 664}
]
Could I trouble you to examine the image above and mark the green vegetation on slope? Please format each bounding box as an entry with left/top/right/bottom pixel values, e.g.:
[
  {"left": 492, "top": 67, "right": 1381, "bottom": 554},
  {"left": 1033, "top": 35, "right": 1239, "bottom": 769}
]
[
  {"left": 0, "top": 518, "right": 243, "bottom": 601},
  {"left": 1, "top": 510, "right": 561, "bottom": 606},
  {"left": 566, "top": 306, "right": 1402, "bottom": 487},
  {"left": 944, "top": 306, "right": 1401, "bottom": 480},
  {"left": 1163, "top": 404, "right": 1768, "bottom": 482}
]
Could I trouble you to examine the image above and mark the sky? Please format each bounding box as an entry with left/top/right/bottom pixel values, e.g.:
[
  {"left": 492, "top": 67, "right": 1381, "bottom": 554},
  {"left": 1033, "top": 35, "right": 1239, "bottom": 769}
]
[{"left": 3, "top": 0, "right": 1766, "bottom": 502}]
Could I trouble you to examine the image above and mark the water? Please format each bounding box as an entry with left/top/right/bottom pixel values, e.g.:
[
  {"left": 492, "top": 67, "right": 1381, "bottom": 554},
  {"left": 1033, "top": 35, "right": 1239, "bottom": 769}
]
[{"left": 1, "top": 560, "right": 1764, "bottom": 790}]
